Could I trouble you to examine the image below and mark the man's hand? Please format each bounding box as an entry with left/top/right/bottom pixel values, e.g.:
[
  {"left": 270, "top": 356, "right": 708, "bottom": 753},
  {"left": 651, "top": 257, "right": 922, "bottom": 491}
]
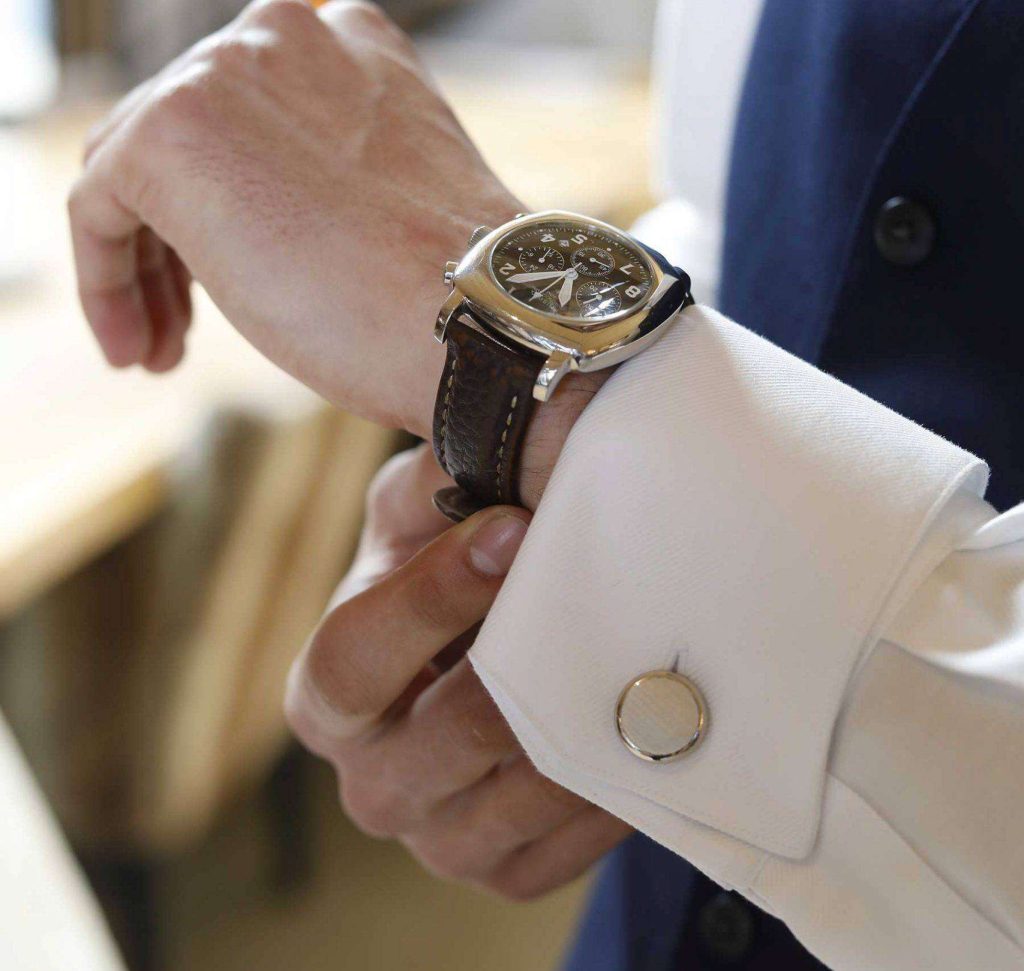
[
  {"left": 69, "top": 0, "right": 520, "bottom": 435},
  {"left": 285, "top": 445, "right": 632, "bottom": 899},
  {"left": 70, "top": 0, "right": 607, "bottom": 505}
]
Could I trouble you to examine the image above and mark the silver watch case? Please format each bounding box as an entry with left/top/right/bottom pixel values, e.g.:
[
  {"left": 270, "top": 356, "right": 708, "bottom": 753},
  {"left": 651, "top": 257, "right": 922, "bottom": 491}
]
[{"left": 435, "top": 210, "right": 692, "bottom": 401}]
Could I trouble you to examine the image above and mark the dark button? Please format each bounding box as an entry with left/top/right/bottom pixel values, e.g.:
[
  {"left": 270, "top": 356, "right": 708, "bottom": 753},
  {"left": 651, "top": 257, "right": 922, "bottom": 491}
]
[
  {"left": 873, "top": 196, "right": 936, "bottom": 266},
  {"left": 696, "top": 891, "right": 757, "bottom": 964}
]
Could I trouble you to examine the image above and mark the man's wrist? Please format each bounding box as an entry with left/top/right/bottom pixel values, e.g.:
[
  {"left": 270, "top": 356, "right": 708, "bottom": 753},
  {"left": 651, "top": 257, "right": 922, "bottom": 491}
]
[
  {"left": 403, "top": 190, "right": 524, "bottom": 439},
  {"left": 518, "top": 369, "right": 609, "bottom": 510},
  {"left": 408, "top": 194, "right": 607, "bottom": 512}
]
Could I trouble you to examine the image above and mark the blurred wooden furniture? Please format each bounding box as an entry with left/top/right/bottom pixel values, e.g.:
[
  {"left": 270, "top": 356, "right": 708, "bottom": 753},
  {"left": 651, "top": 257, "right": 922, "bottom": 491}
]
[
  {"left": 4, "top": 406, "right": 400, "bottom": 855},
  {"left": 1, "top": 374, "right": 403, "bottom": 967}
]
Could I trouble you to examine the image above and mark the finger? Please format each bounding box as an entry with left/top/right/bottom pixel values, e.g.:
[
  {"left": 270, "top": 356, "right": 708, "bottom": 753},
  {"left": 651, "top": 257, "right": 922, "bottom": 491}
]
[
  {"left": 362, "top": 444, "right": 453, "bottom": 555},
  {"left": 285, "top": 505, "right": 530, "bottom": 748},
  {"left": 481, "top": 808, "right": 633, "bottom": 902},
  {"left": 68, "top": 160, "right": 151, "bottom": 368},
  {"left": 325, "top": 445, "right": 455, "bottom": 619},
  {"left": 137, "top": 229, "right": 192, "bottom": 372},
  {"left": 400, "top": 757, "right": 588, "bottom": 880},
  {"left": 338, "top": 659, "right": 519, "bottom": 831},
  {"left": 317, "top": 0, "right": 403, "bottom": 40}
]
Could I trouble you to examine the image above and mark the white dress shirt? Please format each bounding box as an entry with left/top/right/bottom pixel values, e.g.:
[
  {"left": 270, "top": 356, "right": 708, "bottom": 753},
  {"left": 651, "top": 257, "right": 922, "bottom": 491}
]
[{"left": 470, "top": 1, "right": 1024, "bottom": 967}]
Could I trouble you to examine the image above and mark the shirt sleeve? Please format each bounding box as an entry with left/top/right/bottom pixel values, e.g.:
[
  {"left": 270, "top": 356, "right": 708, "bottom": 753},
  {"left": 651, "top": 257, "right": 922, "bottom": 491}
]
[{"left": 467, "top": 303, "right": 1024, "bottom": 970}]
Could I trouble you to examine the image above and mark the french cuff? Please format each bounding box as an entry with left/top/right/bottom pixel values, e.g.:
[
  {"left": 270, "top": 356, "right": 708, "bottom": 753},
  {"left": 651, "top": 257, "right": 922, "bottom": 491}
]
[{"left": 468, "top": 305, "right": 987, "bottom": 863}]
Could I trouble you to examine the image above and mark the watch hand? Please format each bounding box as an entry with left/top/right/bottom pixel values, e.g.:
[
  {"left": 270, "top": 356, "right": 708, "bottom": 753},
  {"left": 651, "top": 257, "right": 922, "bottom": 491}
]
[
  {"left": 533, "top": 282, "right": 559, "bottom": 299},
  {"left": 582, "top": 284, "right": 621, "bottom": 299},
  {"left": 506, "top": 270, "right": 567, "bottom": 284},
  {"left": 558, "top": 273, "right": 575, "bottom": 307},
  {"left": 534, "top": 272, "right": 572, "bottom": 297}
]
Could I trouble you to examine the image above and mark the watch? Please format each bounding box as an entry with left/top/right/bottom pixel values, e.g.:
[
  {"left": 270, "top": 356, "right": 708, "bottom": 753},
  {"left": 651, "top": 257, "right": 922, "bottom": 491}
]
[{"left": 431, "top": 209, "right": 693, "bottom": 519}]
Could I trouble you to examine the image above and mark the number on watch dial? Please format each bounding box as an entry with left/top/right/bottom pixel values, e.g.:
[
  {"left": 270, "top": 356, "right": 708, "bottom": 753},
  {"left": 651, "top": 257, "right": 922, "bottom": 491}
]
[{"left": 491, "top": 221, "right": 653, "bottom": 325}]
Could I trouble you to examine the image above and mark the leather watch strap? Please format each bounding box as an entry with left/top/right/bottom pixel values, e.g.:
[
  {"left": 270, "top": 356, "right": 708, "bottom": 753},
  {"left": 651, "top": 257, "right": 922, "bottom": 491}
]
[{"left": 432, "top": 313, "right": 545, "bottom": 519}]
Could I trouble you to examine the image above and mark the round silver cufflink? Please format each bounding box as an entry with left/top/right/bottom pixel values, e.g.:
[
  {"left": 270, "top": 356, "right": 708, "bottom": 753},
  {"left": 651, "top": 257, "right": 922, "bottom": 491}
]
[{"left": 616, "top": 670, "right": 708, "bottom": 763}]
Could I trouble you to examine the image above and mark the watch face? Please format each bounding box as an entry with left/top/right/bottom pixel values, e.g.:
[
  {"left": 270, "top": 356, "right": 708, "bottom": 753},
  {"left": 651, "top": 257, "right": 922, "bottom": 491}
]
[{"left": 489, "top": 220, "right": 654, "bottom": 325}]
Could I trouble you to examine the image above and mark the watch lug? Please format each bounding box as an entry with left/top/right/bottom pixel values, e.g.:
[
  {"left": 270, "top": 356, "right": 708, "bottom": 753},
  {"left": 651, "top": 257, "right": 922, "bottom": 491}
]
[
  {"left": 434, "top": 290, "right": 465, "bottom": 343},
  {"left": 533, "top": 351, "right": 575, "bottom": 402},
  {"left": 442, "top": 260, "right": 459, "bottom": 288}
]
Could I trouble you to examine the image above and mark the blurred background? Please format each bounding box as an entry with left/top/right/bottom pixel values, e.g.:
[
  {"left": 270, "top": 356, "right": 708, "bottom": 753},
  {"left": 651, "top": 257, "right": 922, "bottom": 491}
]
[{"left": 0, "top": 1, "right": 660, "bottom": 969}]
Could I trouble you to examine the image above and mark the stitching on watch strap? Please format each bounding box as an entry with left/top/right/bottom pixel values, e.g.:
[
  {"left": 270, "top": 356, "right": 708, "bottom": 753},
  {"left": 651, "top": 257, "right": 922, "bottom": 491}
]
[
  {"left": 437, "top": 354, "right": 458, "bottom": 475},
  {"left": 495, "top": 393, "right": 519, "bottom": 503}
]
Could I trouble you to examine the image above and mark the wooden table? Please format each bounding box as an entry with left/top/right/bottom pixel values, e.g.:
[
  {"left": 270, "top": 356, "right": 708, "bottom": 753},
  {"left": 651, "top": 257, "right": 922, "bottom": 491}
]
[{"left": 0, "top": 58, "right": 652, "bottom": 618}]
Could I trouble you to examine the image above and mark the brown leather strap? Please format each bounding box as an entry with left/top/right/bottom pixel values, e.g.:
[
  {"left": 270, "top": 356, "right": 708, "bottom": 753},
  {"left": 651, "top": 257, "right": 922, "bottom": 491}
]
[{"left": 432, "top": 313, "right": 545, "bottom": 516}]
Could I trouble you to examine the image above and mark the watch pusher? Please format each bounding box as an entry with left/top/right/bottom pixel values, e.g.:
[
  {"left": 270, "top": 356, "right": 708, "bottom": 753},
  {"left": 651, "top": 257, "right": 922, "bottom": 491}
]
[{"left": 466, "top": 225, "right": 492, "bottom": 248}]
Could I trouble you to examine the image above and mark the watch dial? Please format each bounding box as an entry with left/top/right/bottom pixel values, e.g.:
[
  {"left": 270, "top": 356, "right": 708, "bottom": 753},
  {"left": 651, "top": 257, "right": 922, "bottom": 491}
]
[{"left": 490, "top": 220, "right": 654, "bottom": 325}]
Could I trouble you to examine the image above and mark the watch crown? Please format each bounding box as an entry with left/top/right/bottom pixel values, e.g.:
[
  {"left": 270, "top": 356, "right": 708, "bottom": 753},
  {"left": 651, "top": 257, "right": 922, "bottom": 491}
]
[
  {"left": 467, "top": 225, "right": 492, "bottom": 248},
  {"left": 443, "top": 260, "right": 459, "bottom": 287}
]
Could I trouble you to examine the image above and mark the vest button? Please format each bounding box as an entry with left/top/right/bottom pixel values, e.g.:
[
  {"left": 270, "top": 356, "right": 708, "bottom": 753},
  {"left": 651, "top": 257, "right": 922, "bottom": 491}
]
[
  {"left": 696, "top": 891, "right": 757, "bottom": 964},
  {"left": 873, "top": 196, "right": 936, "bottom": 266}
]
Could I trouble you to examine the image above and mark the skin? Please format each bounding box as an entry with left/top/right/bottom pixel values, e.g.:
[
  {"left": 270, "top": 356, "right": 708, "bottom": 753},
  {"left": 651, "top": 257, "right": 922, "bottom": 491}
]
[
  {"left": 69, "top": 0, "right": 625, "bottom": 897},
  {"left": 285, "top": 445, "right": 630, "bottom": 899}
]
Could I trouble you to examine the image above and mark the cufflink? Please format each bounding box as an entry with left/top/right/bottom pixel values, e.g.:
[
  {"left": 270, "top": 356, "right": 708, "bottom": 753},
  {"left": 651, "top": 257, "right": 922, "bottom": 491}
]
[{"left": 616, "top": 670, "right": 707, "bottom": 762}]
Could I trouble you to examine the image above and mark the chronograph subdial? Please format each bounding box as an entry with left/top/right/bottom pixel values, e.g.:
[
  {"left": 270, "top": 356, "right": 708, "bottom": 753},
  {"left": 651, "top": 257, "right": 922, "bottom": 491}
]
[
  {"left": 571, "top": 246, "right": 615, "bottom": 277},
  {"left": 577, "top": 281, "right": 623, "bottom": 318},
  {"left": 509, "top": 285, "right": 560, "bottom": 312},
  {"left": 518, "top": 246, "right": 565, "bottom": 273}
]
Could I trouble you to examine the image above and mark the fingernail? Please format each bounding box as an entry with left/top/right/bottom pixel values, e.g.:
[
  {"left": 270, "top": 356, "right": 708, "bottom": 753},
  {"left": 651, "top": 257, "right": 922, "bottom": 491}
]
[{"left": 469, "top": 515, "right": 528, "bottom": 577}]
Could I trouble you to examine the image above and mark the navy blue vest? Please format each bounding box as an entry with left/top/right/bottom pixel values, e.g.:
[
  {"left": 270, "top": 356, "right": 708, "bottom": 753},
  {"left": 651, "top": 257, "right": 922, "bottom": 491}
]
[{"left": 565, "top": 1, "right": 1024, "bottom": 968}]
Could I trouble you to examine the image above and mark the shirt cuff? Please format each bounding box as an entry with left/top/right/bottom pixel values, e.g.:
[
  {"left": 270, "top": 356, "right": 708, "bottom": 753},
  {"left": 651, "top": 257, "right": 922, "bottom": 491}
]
[{"left": 468, "top": 304, "right": 986, "bottom": 863}]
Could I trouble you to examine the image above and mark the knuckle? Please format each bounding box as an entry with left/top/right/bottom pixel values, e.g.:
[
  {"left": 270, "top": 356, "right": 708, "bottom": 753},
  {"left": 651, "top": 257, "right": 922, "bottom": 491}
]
[
  {"left": 441, "top": 675, "right": 510, "bottom": 757},
  {"left": 156, "top": 76, "right": 208, "bottom": 124},
  {"left": 533, "top": 771, "right": 584, "bottom": 815},
  {"left": 363, "top": 444, "right": 438, "bottom": 530},
  {"left": 66, "top": 178, "right": 88, "bottom": 220},
  {"left": 484, "top": 868, "right": 547, "bottom": 903},
  {"left": 324, "top": 0, "right": 411, "bottom": 56},
  {"left": 364, "top": 450, "right": 409, "bottom": 519},
  {"left": 208, "top": 34, "right": 267, "bottom": 74},
  {"left": 338, "top": 1, "right": 392, "bottom": 31},
  {"left": 211, "top": 19, "right": 300, "bottom": 75},
  {"left": 253, "top": 0, "right": 319, "bottom": 30},
  {"left": 82, "top": 122, "right": 106, "bottom": 164},
  {"left": 340, "top": 777, "right": 400, "bottom": 838},
  {"left": 407, "top": 837, "right": 477, "bottom": 883},
  {"left": 282, "top": 675, "right": 313, "bottom": 742},
  {"left": 134, "top": 75, "right": 211, "bottom": 147}
]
